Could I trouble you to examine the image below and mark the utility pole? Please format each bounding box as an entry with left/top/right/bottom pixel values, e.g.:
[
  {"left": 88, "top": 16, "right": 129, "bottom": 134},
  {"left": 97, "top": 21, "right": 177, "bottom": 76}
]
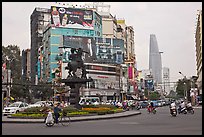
[{"left": 179, "top": 71, "right": 187, "bottom": 102}]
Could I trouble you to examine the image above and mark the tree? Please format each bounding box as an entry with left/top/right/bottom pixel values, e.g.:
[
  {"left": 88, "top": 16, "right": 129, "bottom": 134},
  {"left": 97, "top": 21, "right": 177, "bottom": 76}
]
[
  {"left": 2, "top": 45, "right": 22, "bottom": 99},
  {"left": 176, "top": 78, "right": 191, "bottom": 100},
  {"left": 149, "top": 91, "right": 160, "bottom": 100}
]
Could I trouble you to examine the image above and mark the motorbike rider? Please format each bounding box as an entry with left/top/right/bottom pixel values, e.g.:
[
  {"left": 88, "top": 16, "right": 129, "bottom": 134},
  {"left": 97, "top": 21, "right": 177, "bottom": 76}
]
[
  {"left": 169, "top": 101, "right": 176, "bottom": 114},
  {"left": 178, "top": 100, "right": 186, "bottom": 113},
  {"left": 147, "top": 102, "right": 154, "bottom": 113},
  {"left": 186, "top": 101, "right": 193, "bottom": 110}
]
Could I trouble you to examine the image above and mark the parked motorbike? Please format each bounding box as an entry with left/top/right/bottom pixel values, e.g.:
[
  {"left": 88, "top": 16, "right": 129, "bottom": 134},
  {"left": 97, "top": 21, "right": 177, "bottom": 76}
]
[
  {"left": 186, "top": 106, "right": 194, "bottom": 114},
  {"left": 170, "top": 106, "right": 177, "bottom": 117},
  {"left": 178, "top": 106, "right": 187, "bottom": 114}
]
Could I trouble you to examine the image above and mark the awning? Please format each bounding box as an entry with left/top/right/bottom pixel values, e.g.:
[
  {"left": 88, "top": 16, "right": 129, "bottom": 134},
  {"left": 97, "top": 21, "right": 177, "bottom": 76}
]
[{"left": 4, "top": 96, "right": 14, "bottom": 101}]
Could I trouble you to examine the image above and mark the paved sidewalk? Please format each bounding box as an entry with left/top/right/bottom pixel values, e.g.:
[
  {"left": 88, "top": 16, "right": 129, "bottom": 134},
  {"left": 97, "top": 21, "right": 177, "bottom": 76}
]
[{"left": 2, "top": 110, "right": 141, "bottom": 123}]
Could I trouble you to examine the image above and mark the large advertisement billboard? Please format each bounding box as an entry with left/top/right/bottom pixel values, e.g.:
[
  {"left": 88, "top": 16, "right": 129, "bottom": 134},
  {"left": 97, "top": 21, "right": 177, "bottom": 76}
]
[
  {"left": 51, "top": 6, "right": 94, "bottom": 30},
  {"left": 61, "top": 36, "right": 124, "bottom": 64},
  {"left": 95, "top": 38, "right": 124, "bottom": 64},
  {"left": 62, "top": 36, "right": 97, "bottom": 63}
]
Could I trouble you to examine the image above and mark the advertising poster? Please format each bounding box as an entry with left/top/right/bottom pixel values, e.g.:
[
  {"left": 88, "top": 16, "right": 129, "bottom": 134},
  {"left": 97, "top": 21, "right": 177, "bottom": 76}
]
[
  {"left": 145, "top": 79, "right": 154, "bottom": 91},
  {"left": 62, "top": 36, "right": 97, "bottom": 63},
  {"left": 51, "top": 6, "right": 94, "bottom": 30},
  {"left": 62, "top": 36, "right": 124, "bottom": 64},
  {"left": 95, "top": 38, "right": 124, "bottom": 64},
  {"left": 128, "top": 66, "right": 133, "bottom": 79}
]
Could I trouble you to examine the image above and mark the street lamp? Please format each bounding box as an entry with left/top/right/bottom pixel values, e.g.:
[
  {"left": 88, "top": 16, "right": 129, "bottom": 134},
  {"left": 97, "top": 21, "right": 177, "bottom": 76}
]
[{"left": 179, "top": 71, "right": 187, "bottom": 101}]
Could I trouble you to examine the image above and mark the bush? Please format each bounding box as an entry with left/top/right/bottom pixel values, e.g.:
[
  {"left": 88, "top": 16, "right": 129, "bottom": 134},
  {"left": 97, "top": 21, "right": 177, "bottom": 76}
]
[
  {"left": 11, "top": 113, "right": 45, "bottom": 118},
  {"left": 24, "top": 106, "right": 51, "bottom": 113}
]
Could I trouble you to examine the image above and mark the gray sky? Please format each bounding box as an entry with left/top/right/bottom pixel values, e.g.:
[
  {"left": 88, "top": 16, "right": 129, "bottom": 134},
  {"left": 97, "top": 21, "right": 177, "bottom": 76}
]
[{"left": 2, "top": 2, "right": 202, "bottom": 83}]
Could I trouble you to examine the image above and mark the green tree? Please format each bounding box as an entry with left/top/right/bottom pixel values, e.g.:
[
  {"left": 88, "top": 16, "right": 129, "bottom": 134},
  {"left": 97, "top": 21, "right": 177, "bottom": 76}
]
[
  {"left": 149, "top": 91, "right": 160, "bottom": 100},
  {"left": 176, "top": 78, "right": 191, "bottom": 100},
  {"left": 2, "top": 45, "right": 22, "bottom": 99}
]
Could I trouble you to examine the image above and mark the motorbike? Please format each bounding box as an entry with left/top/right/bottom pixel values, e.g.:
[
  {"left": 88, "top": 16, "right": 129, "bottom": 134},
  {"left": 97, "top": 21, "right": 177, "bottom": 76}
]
[
  {"left": 178, "top": 106, "right": 187, "bottom": 114},
  {"left": 170, "top": 106, "right": 177, "bottom": 117},
  {"left": 186, "top": 106, "right": 194, "bottom": 114},
  {"left": 147, "top": 106, "right": 156, "bottom": 114}
]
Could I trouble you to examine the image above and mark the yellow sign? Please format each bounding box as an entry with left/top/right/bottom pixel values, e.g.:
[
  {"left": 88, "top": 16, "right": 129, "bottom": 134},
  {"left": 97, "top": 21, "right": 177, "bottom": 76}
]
[{"left": 117, "top": 20, "right": 125, "bottom": 24}]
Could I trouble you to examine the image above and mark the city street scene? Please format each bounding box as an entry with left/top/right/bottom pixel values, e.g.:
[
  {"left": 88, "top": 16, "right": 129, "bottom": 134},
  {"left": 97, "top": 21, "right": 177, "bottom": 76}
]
[{"left": 2, "top": 2, "right": 202, "bottom": 135}]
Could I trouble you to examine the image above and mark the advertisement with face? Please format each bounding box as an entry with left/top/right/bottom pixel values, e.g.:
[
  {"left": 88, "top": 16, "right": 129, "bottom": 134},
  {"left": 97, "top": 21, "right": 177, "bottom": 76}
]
[
  {"left": 62, "top": 36, "right": 97, "bottom": 63},
  {"left": 51, "top": 6, "right": 94, "bottom": 29}
]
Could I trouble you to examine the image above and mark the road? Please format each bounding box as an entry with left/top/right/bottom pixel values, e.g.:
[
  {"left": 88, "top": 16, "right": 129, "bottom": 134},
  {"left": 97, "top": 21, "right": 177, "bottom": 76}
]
[{"left": 2, "top": 106, "right": 202, "bottom": 135}]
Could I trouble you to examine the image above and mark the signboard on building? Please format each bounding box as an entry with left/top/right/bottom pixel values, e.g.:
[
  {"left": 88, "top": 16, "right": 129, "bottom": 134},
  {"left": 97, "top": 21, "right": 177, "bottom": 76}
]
[
  {"left": 95, "top": 38, "right": 124, "bottom": 64},
  {"left": 51, "top": 6, "right": 94, "bottom": 30},
  {"left": 145, "top": 79, "right": 154, "bottom": 91},
  {"left": 62, "top": 36, "right": 125, "bottom": 64},
  {"left": 62, "top": 36, "right": 97, "bottom": 63},
  {"left": 2, "top": 68, "right": 7, "bottom": 91}
]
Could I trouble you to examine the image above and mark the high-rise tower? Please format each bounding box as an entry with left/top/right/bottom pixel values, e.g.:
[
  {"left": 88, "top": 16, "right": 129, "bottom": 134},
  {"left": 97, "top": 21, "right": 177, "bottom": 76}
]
[{"left": 149, "top": 34, "right": 162, "bottom": 84}]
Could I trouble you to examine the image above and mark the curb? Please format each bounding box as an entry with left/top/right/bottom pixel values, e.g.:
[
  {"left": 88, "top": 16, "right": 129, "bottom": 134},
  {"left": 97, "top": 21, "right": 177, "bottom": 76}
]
[{"left": 2, "top": 111, "right": 141, "bottom": 123}]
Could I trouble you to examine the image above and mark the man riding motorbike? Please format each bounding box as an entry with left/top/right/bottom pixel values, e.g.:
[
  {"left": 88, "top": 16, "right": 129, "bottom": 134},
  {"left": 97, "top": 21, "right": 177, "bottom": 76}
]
[
  {"left": 186, "top": 101, "right": 194, "bottom": 114},
  {"left": 169, "top": 101, "right": 177, "bottom": 116},
  {"left": 147, "top": 102, "right": 156, "bottom": 114},
  {"left": 178, "top": 100, "right": 187, "bottom": 114}
]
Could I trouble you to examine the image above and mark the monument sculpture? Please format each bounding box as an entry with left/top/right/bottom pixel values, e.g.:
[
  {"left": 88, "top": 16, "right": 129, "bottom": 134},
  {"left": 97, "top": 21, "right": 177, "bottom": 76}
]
[{"left": 60, "top": 47, "right": 92, "bottom": 109}]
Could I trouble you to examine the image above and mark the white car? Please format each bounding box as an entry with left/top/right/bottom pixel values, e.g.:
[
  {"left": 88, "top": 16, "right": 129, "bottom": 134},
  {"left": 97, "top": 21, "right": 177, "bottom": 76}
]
[
  {"left": 28, "top": 101, "right": 53, "bottom": 108},
  {"left": 3, "top": 101, "right": 29, "bottom": 116}
]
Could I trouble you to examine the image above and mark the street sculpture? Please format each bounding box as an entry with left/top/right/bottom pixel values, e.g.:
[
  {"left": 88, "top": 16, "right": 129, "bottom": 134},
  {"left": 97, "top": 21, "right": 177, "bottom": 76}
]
[{"left": 61, "top": 47, "right": 92, "bottom": 109}]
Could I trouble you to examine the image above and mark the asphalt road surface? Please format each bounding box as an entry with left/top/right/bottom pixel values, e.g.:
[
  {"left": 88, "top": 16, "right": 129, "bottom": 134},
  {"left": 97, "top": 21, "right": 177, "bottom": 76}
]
[{"left": 2, "top": 106, "right": 202, "bottom": 135}]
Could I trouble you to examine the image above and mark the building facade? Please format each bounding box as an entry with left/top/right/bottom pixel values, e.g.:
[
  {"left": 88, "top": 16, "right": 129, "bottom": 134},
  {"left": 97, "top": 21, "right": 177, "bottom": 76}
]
[
  {"left": 21, "top": 49, "right": 31, "bottom": 81},
  {"left": 162, "top": 67, "right": 170, "bottom": 96},
  {"left": 30, "top": 7, "right": 51, "bottom": 85},
  {"left": 195, "top": 10, "right": 202, "bottom": 96}
]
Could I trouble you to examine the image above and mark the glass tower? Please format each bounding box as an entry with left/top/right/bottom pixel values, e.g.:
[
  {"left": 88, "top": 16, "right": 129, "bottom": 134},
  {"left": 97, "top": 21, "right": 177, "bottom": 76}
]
[{"left": 149, "top": 34, "right": 162, "bottom": 84}]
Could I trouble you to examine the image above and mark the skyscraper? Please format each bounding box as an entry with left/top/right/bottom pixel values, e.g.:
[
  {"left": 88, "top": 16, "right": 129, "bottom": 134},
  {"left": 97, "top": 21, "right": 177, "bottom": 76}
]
[{"left": 149, "top": 34, "right": 162, "bottom": 84}]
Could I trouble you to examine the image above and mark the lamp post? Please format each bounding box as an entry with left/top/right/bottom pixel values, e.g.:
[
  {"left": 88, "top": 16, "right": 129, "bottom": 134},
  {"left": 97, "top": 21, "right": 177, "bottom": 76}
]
[
  {"left": 179, "top": 71, "right": 187, "bottom": 101},
  {"left": 5, "top": 56, "right": 14, "bottom": 106}
]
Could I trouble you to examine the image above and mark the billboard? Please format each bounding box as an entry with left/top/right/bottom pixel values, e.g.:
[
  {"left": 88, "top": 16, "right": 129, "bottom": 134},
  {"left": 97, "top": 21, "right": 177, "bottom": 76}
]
[
  {"left": 95, "top": 38, "right": 124, "bottom": 64},
  {"left": 145, "top": 79, "right": 154, "bottom": 91},
  {"left": 51, "top": 6, "right": 94, "bottom": 30},
  {"left": 61, "top": 36, "right": 124, "bottom": 64},
  {"left": 62, "top": 36, "right": 97, "bottom": 63}
]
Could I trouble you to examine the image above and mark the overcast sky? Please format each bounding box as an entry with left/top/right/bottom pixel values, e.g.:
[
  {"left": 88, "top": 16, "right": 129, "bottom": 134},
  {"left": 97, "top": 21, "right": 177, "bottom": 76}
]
[{"left": 2, "top": 2, "right": 202, "bottom": 83}]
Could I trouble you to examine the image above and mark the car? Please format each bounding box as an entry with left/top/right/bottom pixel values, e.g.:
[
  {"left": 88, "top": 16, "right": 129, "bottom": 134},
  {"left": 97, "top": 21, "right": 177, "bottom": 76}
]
[
  {"left": 79, "top": 97, "right": 100, "bottom": 105},
  {"left": 139, "top": 101, "right": 149, "bottom": 108},
  {"left": 156, "top": 100, "right": 163, "bottom": 107},
  {"left": 3, "top": 101, "right": 29, "bottom": 116},
  {"left": 28, "top": 101, "right": 53, "bottom": 108}
]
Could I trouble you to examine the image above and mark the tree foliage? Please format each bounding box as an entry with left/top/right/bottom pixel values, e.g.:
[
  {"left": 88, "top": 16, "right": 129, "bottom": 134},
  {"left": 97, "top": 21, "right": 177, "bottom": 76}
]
[{"left": 2, "top": 45, "right": 22, "bottom": 98}]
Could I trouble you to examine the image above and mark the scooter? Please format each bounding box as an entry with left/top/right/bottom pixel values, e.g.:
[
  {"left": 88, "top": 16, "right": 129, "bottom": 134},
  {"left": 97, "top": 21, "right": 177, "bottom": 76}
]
[
  {"left": 170, "top": 106, "right": 177, "bottom": 117},
  {"left": 147, "top": 106, "right": 156, "bottom": 114},
  {"left": 178, "top": 106, "right": 187, "bottom": 114},
  {"left": 186, "top": 106, "right": 194, "bottom": 114}
]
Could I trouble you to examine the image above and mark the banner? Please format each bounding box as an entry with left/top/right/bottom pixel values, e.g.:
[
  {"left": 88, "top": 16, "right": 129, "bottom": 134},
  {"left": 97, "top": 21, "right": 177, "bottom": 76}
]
[{"left": 51, "top": 6, "right": 94, "bottom": 30}]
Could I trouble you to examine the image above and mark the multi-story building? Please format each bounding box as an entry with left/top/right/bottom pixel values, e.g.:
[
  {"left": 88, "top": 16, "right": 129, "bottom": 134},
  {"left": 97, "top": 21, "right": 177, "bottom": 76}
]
[
  {"left": 149, "top": 34, "right": 162, "bottom": 85},
  {"left": 195, "top": 10, "right": 202, "bottom": 96},
  {"left": 21, "top": 49, "right": 31, "bottom": 81},
  {"left": 30, "top": 7, "right": 51, "bottom": 85},
  {"left": 162, "top": 67, "right": 170, "bottom": 96},
  {"left": 30, "top": 3, "right": 136, "bottom": 102}
]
